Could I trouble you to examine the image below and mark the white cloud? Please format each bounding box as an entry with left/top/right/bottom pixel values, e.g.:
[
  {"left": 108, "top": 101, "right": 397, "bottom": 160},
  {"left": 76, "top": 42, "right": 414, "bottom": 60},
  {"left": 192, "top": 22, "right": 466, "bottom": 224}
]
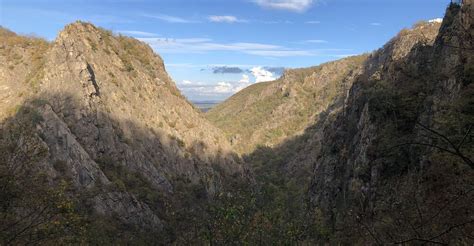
[
  {"left": 231, "top": 42, "right": 281, "bottom": 50},
  {"left": 245, "top": 50, "right": 312, "bottom": 57},
  {"left": 370, "top": 22, "right": 382, "bottom": 26},
  {"left": 213, "top": 74, "right": 254, "bottom": 94},
  {"left": 232, "top": 74, "right": 252, "bottom": 92},
  {"left": 429, "top": 18, "right": 443, "bottom": 23},
  {"left": 174, "top": 38, "right": 213, "bottom": 43},
  {"left": 139, "top": 37, "right": 316, "bottom": 57},
  {"left": 208, "top": 15, "right": 247, "bottom": 23},
  {"left": 304, "top": 39, "right": 328, "bottom": 44},
  {"left": 181, "top": 80, "right": 193, "bottom": 85},
  {"left": 177, "top": 73, "right": 256, "bottom": 97},
  {"left": 305, "top": 20, "right": 321, "bottom": 24},
  {"left": 142, "top": 14, "right": 199, "bottom": 23},
  {"left": 233, "top": 85, "right": 248, "bottom": 93},
  {"left": 254, "top": 0, "right": 315, "bottom": 12},
  {"left": 239, "top": 74, "right": 250, "bottom": 84},
  {"left": 117, "top": 30, "right": 158, "bottom": 37},
  {"left": 214, "top": 82, "right": 234, "bottom": 93},
  {"left": 251, "top": 67, "right": 276, "bottom": 82},
  {"left": 177, "top": 80, "right": 208, "bottom": 88}
]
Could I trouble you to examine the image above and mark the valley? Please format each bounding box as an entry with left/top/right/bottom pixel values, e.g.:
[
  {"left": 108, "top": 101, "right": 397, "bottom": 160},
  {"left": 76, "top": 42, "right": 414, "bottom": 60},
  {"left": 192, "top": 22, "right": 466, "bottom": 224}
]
[
  {"left": 192, "top": 101, "right": 221, "bottom": 112},
  {"left": 0, "top": 0, "right": 473, "bottom": 245}
]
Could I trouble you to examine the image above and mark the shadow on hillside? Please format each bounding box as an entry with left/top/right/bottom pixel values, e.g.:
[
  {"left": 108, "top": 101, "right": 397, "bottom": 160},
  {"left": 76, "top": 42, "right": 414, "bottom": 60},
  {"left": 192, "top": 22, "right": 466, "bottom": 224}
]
[
  {"left": 243, "top": 4, "right": 473, "bottom": 243},
  {"left": 0, "top": 91, "right": 249, "bottom": 244}
]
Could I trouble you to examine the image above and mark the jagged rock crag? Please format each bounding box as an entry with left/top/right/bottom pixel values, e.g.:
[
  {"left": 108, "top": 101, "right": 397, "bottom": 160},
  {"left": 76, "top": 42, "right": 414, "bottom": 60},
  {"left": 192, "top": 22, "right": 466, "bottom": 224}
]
[{"left": 0, "top": 21, "right": 244, "bottom": 241}]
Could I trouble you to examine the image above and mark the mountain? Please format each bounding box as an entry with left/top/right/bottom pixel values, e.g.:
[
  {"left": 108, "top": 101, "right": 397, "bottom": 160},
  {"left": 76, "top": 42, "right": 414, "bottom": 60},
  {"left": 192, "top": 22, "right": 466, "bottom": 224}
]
[
  {"left": 0, "top": 22, "right": 245, "bottom": 243},
  {"left": 206, "top": 55, "right": 368, "bottom": 154},
  {"left": 1, "top": 1, "right": 473, "bottom": 245},
  {"left": 205, "top": 1, "right": 473, "bottom": 244}
]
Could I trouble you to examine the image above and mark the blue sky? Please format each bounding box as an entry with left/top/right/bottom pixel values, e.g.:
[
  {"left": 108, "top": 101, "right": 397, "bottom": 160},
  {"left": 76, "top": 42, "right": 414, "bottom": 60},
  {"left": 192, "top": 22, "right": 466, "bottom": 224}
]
[{"left": 1, "top": 0, "right": 448, "bottom": 101}]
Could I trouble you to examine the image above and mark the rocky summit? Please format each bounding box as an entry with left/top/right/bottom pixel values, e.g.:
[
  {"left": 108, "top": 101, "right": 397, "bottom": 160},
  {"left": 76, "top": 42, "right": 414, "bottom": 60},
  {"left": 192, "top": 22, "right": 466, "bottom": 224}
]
[
  {"left": 1, "top": 21, "right": 245, "bottom": 243},
  {"left": 1, "top": 0, "right": 473, "bottom": 245}
]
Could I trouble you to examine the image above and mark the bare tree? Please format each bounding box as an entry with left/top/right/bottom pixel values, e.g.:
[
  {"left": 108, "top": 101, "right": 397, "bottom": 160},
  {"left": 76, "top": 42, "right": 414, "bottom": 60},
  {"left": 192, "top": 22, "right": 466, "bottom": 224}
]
[{"left": 389, "top": 122, "right": 473, "bottom": 169}]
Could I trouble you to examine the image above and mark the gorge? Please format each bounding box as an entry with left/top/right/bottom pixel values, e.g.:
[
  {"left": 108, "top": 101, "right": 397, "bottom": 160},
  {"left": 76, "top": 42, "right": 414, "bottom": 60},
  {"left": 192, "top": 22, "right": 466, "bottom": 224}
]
[{"left": 0, "top": 1, "right": 473, "bottom": 244}]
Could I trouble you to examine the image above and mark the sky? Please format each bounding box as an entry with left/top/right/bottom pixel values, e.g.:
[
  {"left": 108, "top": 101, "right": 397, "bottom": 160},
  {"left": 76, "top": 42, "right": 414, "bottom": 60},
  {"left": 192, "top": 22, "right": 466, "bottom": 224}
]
[{"left": 0, "top": 0, "right": 449, "bottom": 101}]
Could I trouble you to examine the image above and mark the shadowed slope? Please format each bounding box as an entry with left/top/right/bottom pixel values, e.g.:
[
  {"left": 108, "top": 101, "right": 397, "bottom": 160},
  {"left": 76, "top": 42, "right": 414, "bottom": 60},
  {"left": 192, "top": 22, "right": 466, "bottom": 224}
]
[{"left": 0, "top": 22, "right": 247, "bottom": 244}]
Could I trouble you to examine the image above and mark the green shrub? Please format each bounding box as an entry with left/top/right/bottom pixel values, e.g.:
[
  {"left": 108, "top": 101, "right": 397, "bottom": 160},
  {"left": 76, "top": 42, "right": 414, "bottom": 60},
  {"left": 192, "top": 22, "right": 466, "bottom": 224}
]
[
  {"left": 177, "top": 138, "right": 185, "bottom": 148},
  {"left": 16, "top": 106, "right": 44, "bottom": 124},
  {"left": 123, "top": 62, "right": 134, "bottom": 73},
  {"left": 31, "top": 98, "right": 49, "bottom": 106}
]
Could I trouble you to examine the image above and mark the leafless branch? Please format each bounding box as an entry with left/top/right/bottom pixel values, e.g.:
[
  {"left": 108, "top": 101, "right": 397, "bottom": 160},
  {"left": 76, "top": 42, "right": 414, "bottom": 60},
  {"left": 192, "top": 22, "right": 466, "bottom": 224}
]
[
  {"left": 457, "top": 124, "right": 472, "bottom": 150},
  {"left": 387, "top": 122, "right": 474, "bottom": 169},
  {"left": 428, "top": 219, "right": 474, "bottom": 241},
  {"left": 393, "top": 237, "right": 447, "bottom": 245}
]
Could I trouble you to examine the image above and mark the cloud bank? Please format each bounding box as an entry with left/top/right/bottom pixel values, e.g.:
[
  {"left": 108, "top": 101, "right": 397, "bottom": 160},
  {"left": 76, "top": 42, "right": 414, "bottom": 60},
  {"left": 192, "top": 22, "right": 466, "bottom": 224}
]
[{"left": 251, "top": 67, "right": 276, "bottom": 82}]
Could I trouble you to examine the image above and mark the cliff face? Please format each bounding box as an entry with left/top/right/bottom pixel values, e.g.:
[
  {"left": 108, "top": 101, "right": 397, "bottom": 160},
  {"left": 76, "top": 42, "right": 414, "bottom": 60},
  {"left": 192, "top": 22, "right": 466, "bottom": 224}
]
[
  {"left": 39, "top": 22, "right": 241, "bottom": 186},
  {"left": 206, "top": 55, "right": 368, "bottom": 154},
  {"left": 0, "top": 22, "right": 243, "bottom": 241},
  {"left": 307, "top": 3, "right": 473, "bottom": 243}
]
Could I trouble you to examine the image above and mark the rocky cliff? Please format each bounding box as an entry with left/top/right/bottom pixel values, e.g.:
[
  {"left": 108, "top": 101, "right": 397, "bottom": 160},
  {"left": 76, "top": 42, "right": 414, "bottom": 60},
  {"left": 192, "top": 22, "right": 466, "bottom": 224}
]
[
  {"left": 0, "top": 22, "right": 244, "bottom": 243},
  {"left": 306, "top": 2, "right": 473, "bottom": 244}
]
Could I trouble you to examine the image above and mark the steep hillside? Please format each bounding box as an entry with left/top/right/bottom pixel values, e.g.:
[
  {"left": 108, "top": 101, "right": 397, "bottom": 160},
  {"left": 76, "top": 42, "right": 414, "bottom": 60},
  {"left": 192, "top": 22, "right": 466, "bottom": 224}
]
[
  {"left": 279, "top": 15, "right": 445, "bottom": 175},
  {"left": 203, "top": 3, "right": 473, "bottom": 244},
  {"left": 0, "top": 22, "right": 244, "bottom": 244},
  {"left": 206, "top": 55, "right": 368, "bottom": 154},
  {"left": 306, "top": 2, "right": 473, "bottom": 244}
]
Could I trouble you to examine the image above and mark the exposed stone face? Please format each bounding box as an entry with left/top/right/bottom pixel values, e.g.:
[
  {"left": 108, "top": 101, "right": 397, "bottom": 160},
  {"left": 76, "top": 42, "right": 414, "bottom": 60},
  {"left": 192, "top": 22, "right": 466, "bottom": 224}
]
[
  {"left": 92, "top": 192, "right": 164, "bottom": 231},
  {"left": 37, "top": 104, "right": 109, "bottom": 188},
  {"left": 0, "top": 21, "right": 244, "bottom": 231},
  {"left": 305, "top": 4, "right": 473, "bottom": 243}
]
